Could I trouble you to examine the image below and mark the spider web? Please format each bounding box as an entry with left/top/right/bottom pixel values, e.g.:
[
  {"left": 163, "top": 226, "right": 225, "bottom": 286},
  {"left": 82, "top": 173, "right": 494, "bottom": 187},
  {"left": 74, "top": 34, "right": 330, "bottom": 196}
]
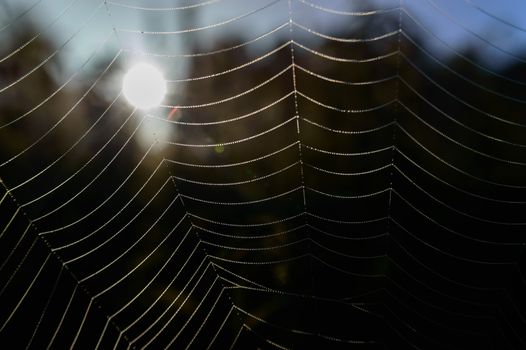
[{"left": 1, "top": 0, "right": 526, "bottom": 349}]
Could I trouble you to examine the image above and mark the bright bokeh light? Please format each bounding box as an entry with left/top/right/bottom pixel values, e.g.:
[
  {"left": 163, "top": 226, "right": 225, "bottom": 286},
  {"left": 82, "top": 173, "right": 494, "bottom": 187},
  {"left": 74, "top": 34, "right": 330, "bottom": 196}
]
[{"left": 123, "top": 63, "right": 166, "bottom": 109}]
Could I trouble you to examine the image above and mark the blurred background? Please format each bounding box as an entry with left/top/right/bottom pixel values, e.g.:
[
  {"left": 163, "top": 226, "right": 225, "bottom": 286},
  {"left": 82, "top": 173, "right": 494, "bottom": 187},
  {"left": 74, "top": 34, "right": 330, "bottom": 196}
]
[{"left": 1, "top": 0, "right": 526, "bottom": 349}]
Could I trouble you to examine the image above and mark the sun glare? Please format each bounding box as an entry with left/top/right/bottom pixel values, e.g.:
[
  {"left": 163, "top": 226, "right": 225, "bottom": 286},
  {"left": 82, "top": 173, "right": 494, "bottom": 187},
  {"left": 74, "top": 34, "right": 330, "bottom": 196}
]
[{"left": 122, "top": 63, "right": 166, "bottom": 109}]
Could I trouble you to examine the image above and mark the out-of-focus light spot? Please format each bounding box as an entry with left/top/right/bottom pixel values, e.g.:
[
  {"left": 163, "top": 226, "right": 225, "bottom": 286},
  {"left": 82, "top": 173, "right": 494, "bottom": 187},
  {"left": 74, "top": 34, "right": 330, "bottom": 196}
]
[
  {"left": 123, "top": 63, "right": 166, "bottom": 109},
  {"left": 214, "top": 145, "right": 225, "bottom": 154}
]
